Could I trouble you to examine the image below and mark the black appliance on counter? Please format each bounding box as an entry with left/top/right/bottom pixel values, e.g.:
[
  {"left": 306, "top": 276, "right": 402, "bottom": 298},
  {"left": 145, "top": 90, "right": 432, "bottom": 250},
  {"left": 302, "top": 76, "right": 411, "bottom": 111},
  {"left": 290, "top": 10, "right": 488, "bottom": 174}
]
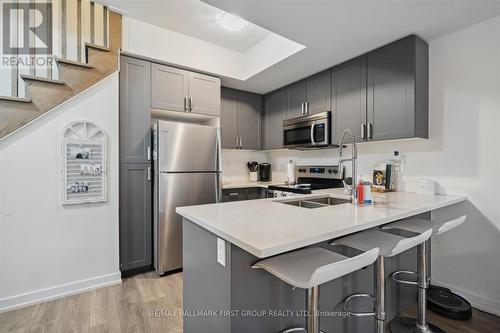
[
  {"left": 268, "top": 165, "right": 344, "bottom": 197},
  {"left": 259, "top": 163, "right": 272, "bottom": 181}
]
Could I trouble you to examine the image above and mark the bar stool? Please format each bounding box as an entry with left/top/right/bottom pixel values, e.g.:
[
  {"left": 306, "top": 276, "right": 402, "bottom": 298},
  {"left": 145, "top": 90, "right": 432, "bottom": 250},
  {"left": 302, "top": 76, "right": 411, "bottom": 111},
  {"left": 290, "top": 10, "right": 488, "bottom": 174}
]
[
  {"left": 252, "top": 246, "right": 379, "bottom": 333},
  {"left": 381, "top": 215, "right": 467, "bottom": 333},
  {"left": 331, "top": 228, "right": 433, "bottom": 333}
]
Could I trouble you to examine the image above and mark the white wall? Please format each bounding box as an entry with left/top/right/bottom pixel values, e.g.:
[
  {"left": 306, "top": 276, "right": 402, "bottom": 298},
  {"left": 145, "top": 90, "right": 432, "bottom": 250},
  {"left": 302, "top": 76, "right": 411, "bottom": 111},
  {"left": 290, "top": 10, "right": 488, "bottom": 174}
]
[
  {"left": 0, "top": 73, "right": 121, "bottom": 312},
  {"left": 262, "top": 16, "right": 500, "bottom": 315}
]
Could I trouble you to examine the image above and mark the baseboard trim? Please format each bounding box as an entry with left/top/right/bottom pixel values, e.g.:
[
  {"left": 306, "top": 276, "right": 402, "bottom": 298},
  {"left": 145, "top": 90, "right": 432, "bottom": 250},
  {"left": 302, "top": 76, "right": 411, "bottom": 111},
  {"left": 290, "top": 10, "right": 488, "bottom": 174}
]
[
  {"left": 0, "top": 272, "right": 122, "bottom": 313},
  {"left": 432, "top": 279, "right": 500, "bottom": 317}
]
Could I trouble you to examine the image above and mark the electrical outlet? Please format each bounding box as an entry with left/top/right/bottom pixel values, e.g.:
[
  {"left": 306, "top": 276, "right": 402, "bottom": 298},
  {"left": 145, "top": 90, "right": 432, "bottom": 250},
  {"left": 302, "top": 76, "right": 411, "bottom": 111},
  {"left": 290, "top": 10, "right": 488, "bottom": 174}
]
[{"left": 217, "top": 238, "right": 226, "bottom": 267}]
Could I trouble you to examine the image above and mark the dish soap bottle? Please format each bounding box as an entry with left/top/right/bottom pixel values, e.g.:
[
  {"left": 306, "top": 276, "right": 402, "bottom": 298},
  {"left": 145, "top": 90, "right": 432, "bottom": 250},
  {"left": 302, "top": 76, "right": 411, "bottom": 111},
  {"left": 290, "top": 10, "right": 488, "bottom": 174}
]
[{"left": 356, "top": 178, "right": 364, "bottom": 205}]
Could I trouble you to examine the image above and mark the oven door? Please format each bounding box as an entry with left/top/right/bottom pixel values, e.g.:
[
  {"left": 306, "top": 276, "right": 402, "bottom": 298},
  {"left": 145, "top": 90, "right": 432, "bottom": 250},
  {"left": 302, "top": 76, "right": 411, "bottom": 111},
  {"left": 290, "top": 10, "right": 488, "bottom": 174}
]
[{"left": 283, "top": 120, "right": 329, "bottom": 148}]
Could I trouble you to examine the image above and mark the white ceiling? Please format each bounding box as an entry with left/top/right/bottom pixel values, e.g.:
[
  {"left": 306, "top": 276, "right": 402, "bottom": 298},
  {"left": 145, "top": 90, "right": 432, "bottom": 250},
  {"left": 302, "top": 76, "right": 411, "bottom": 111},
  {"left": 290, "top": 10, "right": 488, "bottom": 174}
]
[
  {"left": 103, "top": 0, "right": 500, "bottom": 94},
  {"left": 100, "top": 0, "right": 271, "bottom": 52},
  {"left": 204, "top": 0, "right": 500, "bottom": 93}
]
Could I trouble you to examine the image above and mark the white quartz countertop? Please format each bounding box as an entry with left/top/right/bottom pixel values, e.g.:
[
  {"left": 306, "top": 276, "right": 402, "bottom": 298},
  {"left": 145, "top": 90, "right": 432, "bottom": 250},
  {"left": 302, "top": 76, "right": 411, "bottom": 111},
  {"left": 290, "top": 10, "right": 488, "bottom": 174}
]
[{"left": 176, "top": 191, "right": 465, "bottom": 259}]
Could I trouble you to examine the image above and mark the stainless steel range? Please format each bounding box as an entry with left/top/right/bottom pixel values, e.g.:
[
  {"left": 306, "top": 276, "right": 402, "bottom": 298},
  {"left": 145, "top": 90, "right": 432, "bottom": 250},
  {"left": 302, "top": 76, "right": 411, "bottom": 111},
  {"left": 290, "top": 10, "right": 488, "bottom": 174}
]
[{"left": 268, "top": 165, "right": 344, "bottom": 197}]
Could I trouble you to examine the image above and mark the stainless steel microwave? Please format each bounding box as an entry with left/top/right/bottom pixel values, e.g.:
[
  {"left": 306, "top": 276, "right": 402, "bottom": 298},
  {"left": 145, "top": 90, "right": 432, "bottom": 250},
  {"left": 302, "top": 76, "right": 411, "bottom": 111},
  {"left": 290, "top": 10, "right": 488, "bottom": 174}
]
[{"left": 283, "top": 111, "right": 331, "bottom": 149}]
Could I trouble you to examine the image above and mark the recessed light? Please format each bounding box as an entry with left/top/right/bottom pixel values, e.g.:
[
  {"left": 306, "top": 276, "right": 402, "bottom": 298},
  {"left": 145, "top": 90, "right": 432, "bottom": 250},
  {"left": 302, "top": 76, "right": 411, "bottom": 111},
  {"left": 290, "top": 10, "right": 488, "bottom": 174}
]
[{"left": 216, "top": 12, "right": 248, "bottom": 32}]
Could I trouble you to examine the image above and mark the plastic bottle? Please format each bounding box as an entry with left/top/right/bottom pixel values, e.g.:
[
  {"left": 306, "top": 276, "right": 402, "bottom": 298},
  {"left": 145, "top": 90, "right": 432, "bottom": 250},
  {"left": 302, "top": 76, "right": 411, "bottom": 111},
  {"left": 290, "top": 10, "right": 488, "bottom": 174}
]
[
  {"left": 391, "top": 151, "right": 406, "bottom": 191},
  {"left": 287, "top": 160, "right": 296, "bottom": 185},
  {"left": 363, "top": 182, "right": 373, "bottom": 204},
  {"left": 357, "top": 178, "right": 364, "bottom": 205}
]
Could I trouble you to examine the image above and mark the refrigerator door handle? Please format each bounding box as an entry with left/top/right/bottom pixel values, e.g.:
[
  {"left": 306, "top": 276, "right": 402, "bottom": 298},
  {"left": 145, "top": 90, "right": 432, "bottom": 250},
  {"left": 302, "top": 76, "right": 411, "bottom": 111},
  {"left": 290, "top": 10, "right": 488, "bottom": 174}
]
[{"left": 147, "top": 167, "right": 151, "bottom": 181}]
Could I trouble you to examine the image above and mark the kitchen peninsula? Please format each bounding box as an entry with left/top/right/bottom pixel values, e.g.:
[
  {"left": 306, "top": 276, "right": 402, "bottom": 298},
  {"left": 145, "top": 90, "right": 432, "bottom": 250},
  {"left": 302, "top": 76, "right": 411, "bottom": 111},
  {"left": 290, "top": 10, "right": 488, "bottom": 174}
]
[{"left": 176, "top": 190, "right": 465, "bottom": 333}]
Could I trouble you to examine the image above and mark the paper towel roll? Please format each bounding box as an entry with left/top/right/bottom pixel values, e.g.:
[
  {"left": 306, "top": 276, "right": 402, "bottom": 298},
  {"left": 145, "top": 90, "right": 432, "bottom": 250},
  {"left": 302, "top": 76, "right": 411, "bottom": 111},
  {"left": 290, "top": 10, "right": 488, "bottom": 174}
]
[{"left": 287, "top": 160, "right": 296, "bottom": 184}]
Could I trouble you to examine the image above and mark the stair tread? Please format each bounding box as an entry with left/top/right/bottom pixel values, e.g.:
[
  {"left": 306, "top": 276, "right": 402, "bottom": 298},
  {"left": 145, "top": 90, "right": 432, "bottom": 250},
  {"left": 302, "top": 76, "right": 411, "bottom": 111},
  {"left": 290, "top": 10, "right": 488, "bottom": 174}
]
[
  {"left": 85, "top": 42, "right": 110, "bottom": 52},
  {"left": 55, "top": 57, "right": 94, "bottom": 68},
  {"left": 20, "top": 74, "right": 65, "bottom": 85},
  {"left": 0, "top": 95, "right": 32, "bottom": 103}
]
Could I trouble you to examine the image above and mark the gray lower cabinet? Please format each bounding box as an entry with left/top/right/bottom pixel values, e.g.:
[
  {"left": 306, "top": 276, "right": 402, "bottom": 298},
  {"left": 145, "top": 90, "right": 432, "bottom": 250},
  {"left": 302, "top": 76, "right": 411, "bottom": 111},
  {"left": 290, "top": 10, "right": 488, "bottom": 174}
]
[
  {"left": 221, "top": 187, "right": 269, "bottom": 202},
  {"left": 119, "top": 56, "right": 152, "bottom": 164},
  {"left": 151, "top": 63, "right": 221, "bottom": 116},
  {"left": 286, "top": 80, "right": 306, "bottom": 118},
  {"left": 263, "top": 88, "right": 287, "bottom": 150},
  {"left": 366, "top": 36, "right": 429, "bottom": 141},
  {"left": 332, "top": 56, "right": 367, "bottom": 144},
  {"left": 220, "top": 88, "right": 261, "bottom": 150},
  {"left": 119, "top": 164, "right": 152, "bottom": 271},
  {"left": 305, "top": 69, "right": 331, "bottom": 114}
]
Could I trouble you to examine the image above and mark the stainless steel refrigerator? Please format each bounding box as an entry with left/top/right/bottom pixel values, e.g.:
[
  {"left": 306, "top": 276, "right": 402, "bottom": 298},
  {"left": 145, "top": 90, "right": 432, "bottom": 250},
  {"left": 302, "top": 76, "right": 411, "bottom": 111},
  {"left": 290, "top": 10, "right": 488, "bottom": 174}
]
[{"left": 153, "top": 120, "right": 221, "bottom": 274}]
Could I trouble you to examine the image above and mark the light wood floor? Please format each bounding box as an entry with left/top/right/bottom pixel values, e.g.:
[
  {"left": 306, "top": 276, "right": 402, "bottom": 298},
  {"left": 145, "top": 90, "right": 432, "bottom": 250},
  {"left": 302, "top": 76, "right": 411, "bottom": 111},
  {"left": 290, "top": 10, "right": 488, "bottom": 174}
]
[{"left": 1, "top": 271, "right": 499, "bottom": 333}]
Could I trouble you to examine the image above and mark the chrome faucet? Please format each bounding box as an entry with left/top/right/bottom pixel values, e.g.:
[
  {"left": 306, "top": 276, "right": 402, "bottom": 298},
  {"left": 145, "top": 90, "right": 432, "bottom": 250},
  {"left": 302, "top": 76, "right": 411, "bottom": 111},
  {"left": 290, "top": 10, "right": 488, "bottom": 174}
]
[{"left": 338, "top": 129, "right": 358, "bottom": 204}]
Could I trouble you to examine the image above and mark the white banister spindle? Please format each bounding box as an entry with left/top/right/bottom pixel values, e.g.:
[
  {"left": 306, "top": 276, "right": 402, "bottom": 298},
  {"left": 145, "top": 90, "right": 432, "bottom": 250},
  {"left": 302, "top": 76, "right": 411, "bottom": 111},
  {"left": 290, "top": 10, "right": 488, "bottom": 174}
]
[
  {"left": 90, "top": 1, "right": 95, "bottom": 44},
  {"left": 103, "top": 5, "right": 108, "bottom": 48},
  {"left": 77, "top": 0, "right": 82, "bottom": 61},
  {"left": 61, "top": 0, "right": 67, "bottom": 59}
]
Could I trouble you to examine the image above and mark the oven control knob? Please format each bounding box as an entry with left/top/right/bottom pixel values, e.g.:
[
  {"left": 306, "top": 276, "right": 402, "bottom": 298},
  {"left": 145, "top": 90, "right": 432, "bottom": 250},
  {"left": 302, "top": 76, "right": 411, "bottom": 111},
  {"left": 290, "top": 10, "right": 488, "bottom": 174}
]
[
  {"left": 333, "top": 169, "right": 338, "bottom": 174},
  {"left": 328, "top": 169, "right": 333, "bottom": 174}
]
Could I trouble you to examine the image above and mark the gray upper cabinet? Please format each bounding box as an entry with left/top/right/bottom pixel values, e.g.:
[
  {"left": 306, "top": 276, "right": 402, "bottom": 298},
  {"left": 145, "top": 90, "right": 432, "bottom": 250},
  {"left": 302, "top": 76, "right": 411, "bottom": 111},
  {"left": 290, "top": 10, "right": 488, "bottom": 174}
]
[
  {"left": 220, "top": 88, "right": 261, "bottom": 150},
  {"left": 151, "top": 63, "right": 189, "bottom": 112},
  {"left": 238, "top": 91, "right": 261, "bottom": 150},
  {"left": 332, "top": 56, "right": 367, "bottom": 144},
  {"left": 120, "top": 56, "right": 152, "bottom": 164},
  {"left": 367, "top": 36, "right": 428, "bottom": 141},
  {"left": 305, "top": 70, "right": 332, "bottom": 114},
  {"left": 151, "top": 63, "right": 221, "bottom": 116},
  {"left": 263, "top": 88, "right": 287, "bottom": 150},
  {"left": 189, "top": 72, "right": 221, "bottom": 116},
  {"left": 286, "top": 80, "right": 306, "bottom": 119},
  {"left": 221, "top": 88, "right": 239, "bottom": 149},
  {"left": 120, "top": 164, "right": 152, "bottom": 271}
]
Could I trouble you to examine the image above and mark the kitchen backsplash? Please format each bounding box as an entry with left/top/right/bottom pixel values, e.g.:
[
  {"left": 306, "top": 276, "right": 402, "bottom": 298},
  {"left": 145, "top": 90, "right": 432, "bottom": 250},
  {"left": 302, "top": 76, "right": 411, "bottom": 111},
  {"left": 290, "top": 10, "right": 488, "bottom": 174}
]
[
  {"left": 221, "top": 149, "right": 267, "bottom": 183},
  {"left": 222, "top": 141, "right": 430, "bottom": 193}
]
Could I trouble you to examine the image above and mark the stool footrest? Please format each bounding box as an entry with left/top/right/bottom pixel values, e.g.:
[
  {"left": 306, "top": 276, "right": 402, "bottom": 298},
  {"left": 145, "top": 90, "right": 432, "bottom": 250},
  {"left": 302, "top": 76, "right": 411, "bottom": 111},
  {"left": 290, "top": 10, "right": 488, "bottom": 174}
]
[
  {"left": 344, "top": 293, "right": 376, "bottom": 317},
  {"left": 392, "top": 270, "right": 419, "bottom": 286}
]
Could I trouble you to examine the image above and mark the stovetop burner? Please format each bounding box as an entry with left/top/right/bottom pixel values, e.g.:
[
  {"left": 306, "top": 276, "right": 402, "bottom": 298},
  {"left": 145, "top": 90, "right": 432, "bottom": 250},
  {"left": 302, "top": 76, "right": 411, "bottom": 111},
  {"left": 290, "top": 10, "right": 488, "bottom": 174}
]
[{"left": 268, "top": 165, "right": 344, "bottom": 195}]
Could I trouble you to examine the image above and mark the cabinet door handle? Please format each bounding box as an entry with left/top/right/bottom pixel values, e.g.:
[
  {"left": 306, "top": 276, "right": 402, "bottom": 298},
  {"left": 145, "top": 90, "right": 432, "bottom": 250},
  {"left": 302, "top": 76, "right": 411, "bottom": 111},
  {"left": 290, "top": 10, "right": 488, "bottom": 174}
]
[
  {"left": 368, "top": 123, "right": 373, "bottom": 139},
  {"left": 189, "top": 97, "right": 193, "bottom": 112},
  {"left": 361, "top": 124, "right": 366, "bottom": 139},
  {"left": 305, "top": 101, "right": 309, "bottom": 114},
  {"left": 147, "top": 146, "right": 151, "bottom": 161},
  {"left": 301, "top": 102, "right": 305, "bottom": 115},
  {"left": 235, "top": 137, "right": 238, "bottom": 148},
  {"left": 239, "top": 137, "right": 243, "bottom": 149},
  {"left": 147, "top": 167, "right": 151, "bottom": 181},
  {"left": 184, "top": 97, "right": 187, "bottom": 111},
  {"left": 228, "top": 192, "right": 239, "bottom": 197}
]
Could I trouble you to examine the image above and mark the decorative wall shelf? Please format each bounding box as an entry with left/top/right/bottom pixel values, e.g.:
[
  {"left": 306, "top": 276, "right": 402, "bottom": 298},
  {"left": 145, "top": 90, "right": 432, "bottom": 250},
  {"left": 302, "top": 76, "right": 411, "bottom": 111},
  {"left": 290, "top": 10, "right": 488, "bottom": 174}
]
[{"left": 61, "top": 121, "right": 107, "bottom": 205}]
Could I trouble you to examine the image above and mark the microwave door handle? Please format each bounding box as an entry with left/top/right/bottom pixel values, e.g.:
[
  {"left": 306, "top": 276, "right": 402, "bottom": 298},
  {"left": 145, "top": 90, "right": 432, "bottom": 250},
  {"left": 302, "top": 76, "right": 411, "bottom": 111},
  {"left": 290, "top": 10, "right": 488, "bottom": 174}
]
[{"left": 310, "top": 121, "right": 316, "bottom": 145}]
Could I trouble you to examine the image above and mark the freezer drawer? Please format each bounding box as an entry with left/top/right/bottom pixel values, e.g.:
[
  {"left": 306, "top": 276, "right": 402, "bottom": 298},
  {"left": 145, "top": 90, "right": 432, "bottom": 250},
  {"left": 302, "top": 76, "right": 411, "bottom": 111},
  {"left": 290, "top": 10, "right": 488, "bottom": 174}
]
[
  {"left": 154, "top": 172, "right": 220, "bottom": 273},
  {"left": 156, "top": 121, "right": 220, "bottom": 172}
]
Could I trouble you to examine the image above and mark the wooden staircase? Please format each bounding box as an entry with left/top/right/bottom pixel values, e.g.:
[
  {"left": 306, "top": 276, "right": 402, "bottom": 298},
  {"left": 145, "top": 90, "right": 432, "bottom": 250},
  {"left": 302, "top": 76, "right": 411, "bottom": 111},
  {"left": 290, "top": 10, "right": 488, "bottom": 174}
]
[{"left": 0, "top": 0, "right": 122, "bottom": 140}]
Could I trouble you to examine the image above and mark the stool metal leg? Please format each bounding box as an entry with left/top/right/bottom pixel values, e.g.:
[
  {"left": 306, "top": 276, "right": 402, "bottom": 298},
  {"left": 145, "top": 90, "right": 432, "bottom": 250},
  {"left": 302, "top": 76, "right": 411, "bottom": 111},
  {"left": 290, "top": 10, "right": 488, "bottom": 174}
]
[
  {"left": 389, "top": 240, "right": 446, "bottom": 333},
  {"left": 307, "top": 286, "right": 320, "bottom": 333},
  {"left": 282, "top": 286, "right": 325, "bottom": 333},
  {"left": 375, "top": 256, "right": 386, "bottom": 333}
]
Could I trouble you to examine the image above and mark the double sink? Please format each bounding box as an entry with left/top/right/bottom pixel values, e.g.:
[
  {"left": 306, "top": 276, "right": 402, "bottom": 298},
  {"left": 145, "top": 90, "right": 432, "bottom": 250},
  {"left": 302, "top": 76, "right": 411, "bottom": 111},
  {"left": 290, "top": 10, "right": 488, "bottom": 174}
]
[{"left": 277, "top": 195, "right": 350, "bottom": 209}]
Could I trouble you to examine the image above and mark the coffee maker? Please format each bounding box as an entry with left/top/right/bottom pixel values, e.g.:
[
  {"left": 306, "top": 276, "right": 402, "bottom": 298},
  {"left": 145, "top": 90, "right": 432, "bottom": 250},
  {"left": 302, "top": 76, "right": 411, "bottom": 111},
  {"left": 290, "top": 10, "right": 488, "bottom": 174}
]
[{"left": 259, "top": 163, "right": 271, "bottom": 181}]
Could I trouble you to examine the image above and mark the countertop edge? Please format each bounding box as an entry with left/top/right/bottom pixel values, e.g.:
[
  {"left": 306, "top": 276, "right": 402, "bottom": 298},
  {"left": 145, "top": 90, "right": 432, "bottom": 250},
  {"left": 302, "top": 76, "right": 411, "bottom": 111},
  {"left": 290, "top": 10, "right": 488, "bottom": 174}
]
[{"left": 177, "top": 195, "right": 466, "bottom": 259}]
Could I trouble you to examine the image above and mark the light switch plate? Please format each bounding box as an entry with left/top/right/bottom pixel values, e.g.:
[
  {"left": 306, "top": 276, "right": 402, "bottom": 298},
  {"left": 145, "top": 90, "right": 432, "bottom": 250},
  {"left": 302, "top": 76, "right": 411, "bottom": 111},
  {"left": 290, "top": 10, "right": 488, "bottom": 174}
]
[{"left": 217, "top": 238, "right": 226, "bottom": 267}]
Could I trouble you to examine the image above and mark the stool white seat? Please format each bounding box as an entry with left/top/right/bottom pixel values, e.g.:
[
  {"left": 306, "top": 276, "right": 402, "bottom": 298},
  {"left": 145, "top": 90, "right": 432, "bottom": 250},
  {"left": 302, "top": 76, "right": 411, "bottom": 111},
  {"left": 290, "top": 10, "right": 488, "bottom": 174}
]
[
  {"left": 252, "top": 246, "right": 379, "bottom": 333},
  {"left": 331, "top": 228, "right": 433, "bottom": 333},
  {"left": 333, "top": 229, "right": 432, "bottom": 258},
  {"left": 380, "top": 215, "right": 467, "bottom": 333},
  {"left": 381, "top": 216, "right": 466, "bottom": 236},
  {"left": 252, "top": 247, "right": 379, "bottom": 289}
]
